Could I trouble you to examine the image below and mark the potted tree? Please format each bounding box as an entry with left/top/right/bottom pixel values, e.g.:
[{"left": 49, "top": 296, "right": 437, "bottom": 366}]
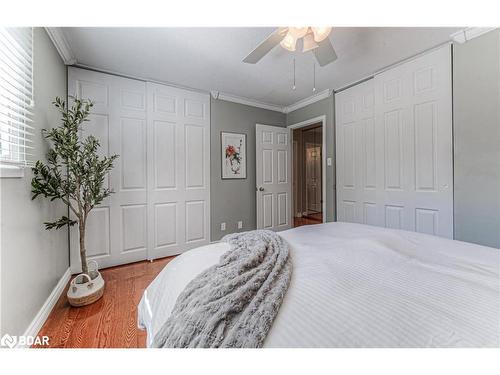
[{"left": 31, "top": 97, "right": 118, "bottom": 307}]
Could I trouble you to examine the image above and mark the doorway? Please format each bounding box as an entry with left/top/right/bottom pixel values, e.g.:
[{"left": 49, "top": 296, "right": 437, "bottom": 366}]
[{"left": 291, "top": 121, "right": 324, "bottom": 228}]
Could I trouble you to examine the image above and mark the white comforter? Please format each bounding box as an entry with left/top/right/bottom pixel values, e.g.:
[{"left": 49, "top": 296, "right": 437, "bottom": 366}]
[{"left": 138, "top": 222, "right": 500, "bottom": 347}]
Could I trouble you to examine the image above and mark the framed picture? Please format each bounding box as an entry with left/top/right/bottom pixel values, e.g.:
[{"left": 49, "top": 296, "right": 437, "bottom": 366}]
[{"left": 221, "top": 132, "right": 246, "bottom": 179}]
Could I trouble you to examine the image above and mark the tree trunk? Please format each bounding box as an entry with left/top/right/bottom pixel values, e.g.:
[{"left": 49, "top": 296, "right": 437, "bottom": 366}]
[{"left": 79, "top": 221, "right": 88, "bottom": 275}]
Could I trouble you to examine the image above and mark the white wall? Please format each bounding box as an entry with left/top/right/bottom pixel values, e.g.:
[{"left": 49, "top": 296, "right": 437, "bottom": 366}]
[
  {"left": 453, "top": 30, "right": 500, "bottom": 248},
  {"left": 0, "top": 28, "right": 68, "bottom": 336}
]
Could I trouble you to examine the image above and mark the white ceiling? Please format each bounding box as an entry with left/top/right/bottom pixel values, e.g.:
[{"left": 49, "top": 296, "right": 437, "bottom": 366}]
[{"left": 62, "top": 27, "right": 461, "bottom": 108}]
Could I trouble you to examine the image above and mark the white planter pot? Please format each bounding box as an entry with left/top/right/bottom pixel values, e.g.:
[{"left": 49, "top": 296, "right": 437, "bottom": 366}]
[{"left": 67, "top": 260, "right": 105, "bottom": 307}]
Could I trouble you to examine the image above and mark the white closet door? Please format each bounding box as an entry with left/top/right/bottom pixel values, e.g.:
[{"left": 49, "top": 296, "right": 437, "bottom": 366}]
[
  {"left": 68, "top": 68, "right": 211, "bottom": 272},
  {"left": 146, "top": 82, "right": 210, "bottom": 260},
  {"left": 69, "top": 67, "right": 148, "bottom": 272},
  {"left": 336, "top": 45, "right": 453, "bottom": 238},
  {"left": 375, "top": 45, "right": 453, "bottom": 237},
  {"left": 336, "top": 79, "right": 377, "bottom": 224},
  {"left": 256, "top": 124, "right": 292, "bottom": 231}
]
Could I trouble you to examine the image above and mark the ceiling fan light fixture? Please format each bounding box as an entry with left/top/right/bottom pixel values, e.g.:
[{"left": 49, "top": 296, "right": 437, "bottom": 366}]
[
  {"left": 311, "top": 27, "right": 332, "bottom": 42},
  {"left": 302, "top": 33, "right": 319, "bottom": 52},
  {"left": 280, "top": 32, "right": 297, "bottom": 51},
  {"left": 288, "top": 27, "right": 309, "bottom": 39}
]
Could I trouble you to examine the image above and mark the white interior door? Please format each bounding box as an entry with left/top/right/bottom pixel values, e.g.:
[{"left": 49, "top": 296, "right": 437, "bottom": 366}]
[
  {"left": 336, "top": 44, "right": 453, "bottom": 238},
  {"left": 68, "top": 68, "right": 210, "bottom": 273},
  {"left": 146, "top": 82, "right": 210, "bottom": 260},
  {"left": 305, "top": 144, "right": 322, "bottom": 213},
  {"left": 256, "top": 124, "right": 292, "bottom": 231}
]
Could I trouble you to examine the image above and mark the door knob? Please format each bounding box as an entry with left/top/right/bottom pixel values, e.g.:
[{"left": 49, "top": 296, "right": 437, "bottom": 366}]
[{"left": 258, "top": 187, "right": 264, "bottom": 191}]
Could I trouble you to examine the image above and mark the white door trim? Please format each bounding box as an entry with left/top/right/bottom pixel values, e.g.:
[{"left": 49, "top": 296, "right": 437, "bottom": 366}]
[{"left": 288, "top": 115, "right": 327, "bottom": 223}]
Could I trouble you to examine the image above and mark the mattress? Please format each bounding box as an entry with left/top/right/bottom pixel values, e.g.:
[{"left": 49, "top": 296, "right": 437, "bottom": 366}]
[{"left": 138, "top": 222, "right": 500, "bottom": 347}]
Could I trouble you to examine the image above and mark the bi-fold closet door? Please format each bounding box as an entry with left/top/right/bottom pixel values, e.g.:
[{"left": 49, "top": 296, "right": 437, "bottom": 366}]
[
  {"left": 335, "top": 44, "right": 453, "bottom": 238},
  {"left": 68, "top": 67, "right": 210, "bottom": 273}
]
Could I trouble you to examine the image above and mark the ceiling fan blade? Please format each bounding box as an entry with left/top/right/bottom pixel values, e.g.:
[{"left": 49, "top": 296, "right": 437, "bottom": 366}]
[
  {"left": 243, "top": 27, "right": 289, "bottom": 64},
  {"left": 313, "top": 37, "right": 338, "bottom": 67}
]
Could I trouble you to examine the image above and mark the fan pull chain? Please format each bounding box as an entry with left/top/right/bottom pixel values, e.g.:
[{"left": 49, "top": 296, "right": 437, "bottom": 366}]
[
  {"left": 312, "top": 62, "right": 316, "bottom": 93},
  {"left": 292, "top": 58, "right": 296, "bottom": 90}
]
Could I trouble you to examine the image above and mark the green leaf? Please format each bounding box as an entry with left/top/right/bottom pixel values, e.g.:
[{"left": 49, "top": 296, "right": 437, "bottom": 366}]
[
  {"left": 31, "top": 96, "right": 118, "bottom": 235},
  {"left": 44, "top": 216, "right": 77, "bottom": 230}
]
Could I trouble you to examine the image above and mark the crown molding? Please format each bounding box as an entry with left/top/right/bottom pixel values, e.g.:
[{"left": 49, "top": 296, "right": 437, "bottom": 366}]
[
  {"left": 211, "top": 89, "right": 334, "bottom": 114},
  {"left": 450, "top": 27, "right": 497, "bottom": 44},
  {"left": 211, "top": 91, "right": 286, "bottom": 113},
  {"left": 45, "top": 27, "right": 76, "bottom": 65},
  {"left": 283, "top": 89, "right": 332, "bottom": 114}
]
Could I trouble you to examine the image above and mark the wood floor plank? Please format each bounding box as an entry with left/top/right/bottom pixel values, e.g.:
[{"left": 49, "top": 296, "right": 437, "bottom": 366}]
[
  {"left": 95, "top": 279, "right": 116, "bottom": 348},
  {"left": 33, "top": 256, "right": 174, "bottom": 348},
  {"left": 294, "top": 212, "right": 323, "bottom": 228}
]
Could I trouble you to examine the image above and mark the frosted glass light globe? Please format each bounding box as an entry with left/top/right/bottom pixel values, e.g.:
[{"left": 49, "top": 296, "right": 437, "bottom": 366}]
[
  {"left": 312, "top": 27, "right": 332, "bottom": 42},
  {"left": 288, "top": 27, "right": 309, "bottom": 39},
  {"left": 280, "top": 32, "right": 297, "bottom": 51}
]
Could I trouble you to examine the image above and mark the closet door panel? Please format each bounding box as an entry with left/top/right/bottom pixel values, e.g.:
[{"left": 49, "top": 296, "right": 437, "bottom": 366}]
[
  {"left": 110, "top": 76, "right": 148, "bottom": 266},
  {"left": 336, "top": 44, "right": 452, "bottom": 238},
  {"left": 69, "top": 67, "right": 148, "bottom": 272},
  {"left": 336, "top": 79, "right": 377, "bottom": 225},
  {"left": 69, "top": 68, "right": 211, "bottom": 272},
  {"left": 120, "top": 118, "right": 147, "bottom": 190},
  {"left": 375, "top": 44, "right": 453, "bottom": 238},
  {"left": 154, "top": 120, "right": 177, "bottom": 189},
  {"left": 147, "top": 82, "right": 210, "bottom": 259}
]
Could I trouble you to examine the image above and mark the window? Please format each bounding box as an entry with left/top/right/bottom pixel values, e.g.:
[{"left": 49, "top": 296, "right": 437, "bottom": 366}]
[{"left": 0, "top": 27, "right": 34, "bottom": 170}]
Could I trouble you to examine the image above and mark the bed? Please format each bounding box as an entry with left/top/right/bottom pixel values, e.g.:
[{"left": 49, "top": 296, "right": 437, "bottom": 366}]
[{"left": 138, "top": 222, "right": 500, "bottom": 347}]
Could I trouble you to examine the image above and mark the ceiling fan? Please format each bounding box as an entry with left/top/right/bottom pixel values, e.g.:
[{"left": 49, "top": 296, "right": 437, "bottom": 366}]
[{"left": 243, "top": 27, "right": 337, "bottom": 67}]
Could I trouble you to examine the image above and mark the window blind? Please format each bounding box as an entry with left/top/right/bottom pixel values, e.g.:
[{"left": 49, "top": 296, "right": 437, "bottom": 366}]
[{"left": 0, "top": 27, "right": 34, "bottom": 167}]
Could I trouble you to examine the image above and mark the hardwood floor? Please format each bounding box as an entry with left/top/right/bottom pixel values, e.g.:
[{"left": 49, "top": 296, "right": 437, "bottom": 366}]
[
  {"left": 33, "top": 256, "right": 175, "bottom": 348},
  {"left": 294, "top": 212, "right": 323, "bottom": 227}
]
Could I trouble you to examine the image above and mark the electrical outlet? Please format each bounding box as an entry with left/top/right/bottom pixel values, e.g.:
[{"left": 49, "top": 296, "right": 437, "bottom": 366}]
[
  {"left": 327, "top": 157, "right": 332, "bottom": 166},
  {"left": 237, "top": 221, "right": 243, "bottom": 229},
  {"left": 220, "top": 222, "right": 226, "bottom": 231}
]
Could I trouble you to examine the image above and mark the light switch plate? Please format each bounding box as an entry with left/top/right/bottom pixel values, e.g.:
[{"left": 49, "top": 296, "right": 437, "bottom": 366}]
[
  {"left": 327, "top": 157, "right": 332, "bottom": 166},
  {"left": 237, "top": 221, "right": 243, "bottom": 229},
  {"left": 220, "top": 222, "right": 226, "bottom": 231}
]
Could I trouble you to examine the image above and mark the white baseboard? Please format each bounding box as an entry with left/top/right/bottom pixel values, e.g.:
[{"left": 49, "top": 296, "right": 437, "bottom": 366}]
[{"left": 16, "top": 268, "right": 71, "bottom": 348}]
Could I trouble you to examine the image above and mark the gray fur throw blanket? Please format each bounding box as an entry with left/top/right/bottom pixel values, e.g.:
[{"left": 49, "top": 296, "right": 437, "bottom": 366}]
[{"left": 152, "top": 230, "right": 292, "bottom": 348}]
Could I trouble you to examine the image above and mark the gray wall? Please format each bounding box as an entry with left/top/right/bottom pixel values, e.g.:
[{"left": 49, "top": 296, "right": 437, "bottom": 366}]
[
  {"left": 286, "top": 95, "right": 336, "bottom": 221},
  {"left": 453, "top": 30, "right": 500, "bottom": 248},
  {"left": 0, "top": 28, "right": 68, "bottom": 336},
  {"left": 210, "top": 99, "right": 286, "bottom": 241}
]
